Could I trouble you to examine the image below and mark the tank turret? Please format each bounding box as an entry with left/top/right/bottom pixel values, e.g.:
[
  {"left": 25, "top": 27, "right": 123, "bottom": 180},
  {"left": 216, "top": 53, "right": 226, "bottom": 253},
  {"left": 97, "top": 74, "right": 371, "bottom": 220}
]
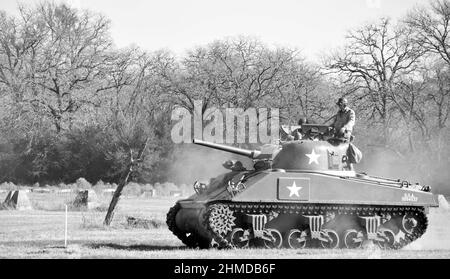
[
  {"left": 193, "top": 135, "right": 353, "bottom": 172},
  {"left": 272, "top": 141, "right": 351, "bottom": 171}
]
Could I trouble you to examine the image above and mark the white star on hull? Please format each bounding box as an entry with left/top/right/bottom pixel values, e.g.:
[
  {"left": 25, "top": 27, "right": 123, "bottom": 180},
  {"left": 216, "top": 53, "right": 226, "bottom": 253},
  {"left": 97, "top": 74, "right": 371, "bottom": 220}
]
[
  {"left": 287, "top": 181, "right": 302, "bottom": 197},
  {"left": 305, "top": 149, "right": 320, "bottom": 165}
]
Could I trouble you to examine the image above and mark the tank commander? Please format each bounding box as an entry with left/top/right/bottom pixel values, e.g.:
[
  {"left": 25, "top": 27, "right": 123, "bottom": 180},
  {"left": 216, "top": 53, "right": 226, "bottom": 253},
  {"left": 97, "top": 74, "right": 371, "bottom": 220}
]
[
  {"left": 330, "top": 97, "right": 355, "bottom": 141},
  {"left": 290, "top": 118, "right": 307, "bottom": 140}
]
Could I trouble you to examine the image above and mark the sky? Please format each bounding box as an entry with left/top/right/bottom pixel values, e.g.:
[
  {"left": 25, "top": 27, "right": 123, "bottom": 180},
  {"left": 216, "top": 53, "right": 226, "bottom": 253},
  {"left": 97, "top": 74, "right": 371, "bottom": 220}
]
[{"left": 0, "top": 0, "right": 426, "bottom": 61}]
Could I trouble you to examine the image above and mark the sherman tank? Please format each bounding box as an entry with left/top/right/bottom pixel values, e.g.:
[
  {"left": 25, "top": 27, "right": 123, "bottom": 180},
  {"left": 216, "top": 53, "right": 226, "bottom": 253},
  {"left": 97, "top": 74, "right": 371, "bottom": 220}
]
[{"left": 166, "top": 124, "right": 439, "bottom": 249}]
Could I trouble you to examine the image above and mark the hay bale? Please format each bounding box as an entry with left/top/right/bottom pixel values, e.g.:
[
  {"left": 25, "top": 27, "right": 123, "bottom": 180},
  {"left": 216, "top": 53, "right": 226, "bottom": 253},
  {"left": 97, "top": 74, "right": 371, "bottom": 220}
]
[
  {"left": 102, "top": 189, "right": 115, "bottom": 195},
  {"left": 31, "top": 188, "right": 50, "bottom": 193},
  {"left": 73, "top": 190, "right": 100, "bottom": 210},
  {"left": 438, "top": 195, "right": 449, "bottom": 210},
  {"left": 141, "top": 189, "right": 156, "bottom": 198},
  {"left": 124, "top": 182, "right": 142, "bottom": 196},
  {"left": 3, "top": 190, "right": 32, "bottom": 210},
  {"left": 60, "top": 189, "right": 73, "bottom": 193}
]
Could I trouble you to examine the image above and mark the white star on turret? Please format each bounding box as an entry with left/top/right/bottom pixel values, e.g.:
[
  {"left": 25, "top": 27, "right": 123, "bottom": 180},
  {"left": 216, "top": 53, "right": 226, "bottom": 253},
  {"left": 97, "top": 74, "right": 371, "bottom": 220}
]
[
  {"left": 305, "top": 149, "right": 320, "bottom": 165},
  {"left": 287, "top": 181, "right": 302, "bottom": 197}
]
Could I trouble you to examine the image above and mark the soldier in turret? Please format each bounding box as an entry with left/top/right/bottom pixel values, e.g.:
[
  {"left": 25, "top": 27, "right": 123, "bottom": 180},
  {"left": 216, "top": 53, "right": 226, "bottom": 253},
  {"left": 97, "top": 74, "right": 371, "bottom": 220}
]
[
  {"left": 281, "top": 118, "right": 307, "bottom": 141},
  {"left": 290, "top": 118, "right": 307, "bottom": 140},
  {"left": 330, "top": 97, "right": 355, "bottom": 142}
]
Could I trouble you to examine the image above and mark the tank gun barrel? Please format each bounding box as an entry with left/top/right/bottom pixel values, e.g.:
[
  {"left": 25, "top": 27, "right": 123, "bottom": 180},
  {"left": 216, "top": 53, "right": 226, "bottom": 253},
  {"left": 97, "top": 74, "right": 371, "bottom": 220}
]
[{"left": 193, "top": 139, "right": 261, "bottom": 159}]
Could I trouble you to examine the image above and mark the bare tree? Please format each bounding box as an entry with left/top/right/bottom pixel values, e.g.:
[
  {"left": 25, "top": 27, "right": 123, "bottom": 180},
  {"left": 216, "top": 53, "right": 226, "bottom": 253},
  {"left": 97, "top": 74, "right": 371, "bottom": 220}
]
[
  {"left": 421, "top": 61, "right": 450, "bottom": 162},
  {"left": 427, "top": 62, "right": 450, "bottom": 131},
  {"left": 101, "top": 49, "right": 170, "bottom": 225},
  {"left": 0, "top": 8, "right": 45, "bottom": 135},
  {"left": 272, "top": 61, "right": 328, "bottom": 125},
  {"left": 161, "top": 37, "right": 300, "bottom": 114},
  {"left": 326, "top": 18, "right": 424, "bottom": 144},
  {"left": 407, "top": 0, "right": 450, "bottom": 65},
  {"left": 104, "top": 138, "right": 149, "bottom": 226},
  {"left": 406, "top": 0, "right": 450, "bottom": 144},
  {"left": 26, "top": 2, "right": 112, "bottom": 133}
]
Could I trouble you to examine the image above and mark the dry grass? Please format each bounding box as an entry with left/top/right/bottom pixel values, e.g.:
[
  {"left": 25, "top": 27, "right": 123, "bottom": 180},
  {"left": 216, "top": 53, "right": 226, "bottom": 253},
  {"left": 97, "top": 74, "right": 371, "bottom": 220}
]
[
  {"left": 0, "top": 195, "right": 449, "bottom": 258},
  {"left": 80, "top": 211, "right": 108, "bottom": 230}
]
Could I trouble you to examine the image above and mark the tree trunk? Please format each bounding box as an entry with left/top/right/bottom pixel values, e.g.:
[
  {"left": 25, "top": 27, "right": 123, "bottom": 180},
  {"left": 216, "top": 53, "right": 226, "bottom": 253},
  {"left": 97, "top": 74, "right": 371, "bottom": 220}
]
[
  {"left": 103, "top": 138, "right": 149, "bottom": 226},
  {"left": 103, "top": 165, "right": 132, "bottom": 226}
]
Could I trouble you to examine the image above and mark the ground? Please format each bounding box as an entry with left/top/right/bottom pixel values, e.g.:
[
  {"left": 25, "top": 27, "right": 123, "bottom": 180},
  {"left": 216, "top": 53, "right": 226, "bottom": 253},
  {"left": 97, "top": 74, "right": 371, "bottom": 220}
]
[{"left": 0, "top": 194, "right": 449, "bottom": 259}]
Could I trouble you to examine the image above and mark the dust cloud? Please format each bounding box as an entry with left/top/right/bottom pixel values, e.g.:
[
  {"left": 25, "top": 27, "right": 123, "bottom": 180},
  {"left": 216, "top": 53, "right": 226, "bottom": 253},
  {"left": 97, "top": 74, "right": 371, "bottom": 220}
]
[
  {"left": 166, "top": 143, "right": 253, "bottom": 186},
  {"left": 357, "top": 147, "right": 450, "bottom": 251},
  {"left": 356, "top": 146, "right": 450, "bottom": 196},
  {"left": 406, "top": 206, "right": 450, "bottom": 251}
]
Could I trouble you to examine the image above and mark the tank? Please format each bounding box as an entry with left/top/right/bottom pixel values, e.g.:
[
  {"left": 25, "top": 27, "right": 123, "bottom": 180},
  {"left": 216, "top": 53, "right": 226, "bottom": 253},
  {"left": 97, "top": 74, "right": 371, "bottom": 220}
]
[{"left": 166, "top": 124, "right": 439, "bottom": 249}]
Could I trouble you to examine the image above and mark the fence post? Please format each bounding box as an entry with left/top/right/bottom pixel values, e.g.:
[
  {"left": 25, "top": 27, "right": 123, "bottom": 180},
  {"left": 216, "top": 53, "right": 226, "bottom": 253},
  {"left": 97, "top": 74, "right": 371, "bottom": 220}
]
[{"left": 65, "top": 204, "right": 68, "bottom": 247}]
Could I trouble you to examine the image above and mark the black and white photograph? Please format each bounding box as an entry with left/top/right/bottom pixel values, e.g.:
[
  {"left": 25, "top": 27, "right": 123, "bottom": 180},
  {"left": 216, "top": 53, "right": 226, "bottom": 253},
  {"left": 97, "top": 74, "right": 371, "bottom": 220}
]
[{"left": 0, "top": 0, "right": 449, "bottom": 264}]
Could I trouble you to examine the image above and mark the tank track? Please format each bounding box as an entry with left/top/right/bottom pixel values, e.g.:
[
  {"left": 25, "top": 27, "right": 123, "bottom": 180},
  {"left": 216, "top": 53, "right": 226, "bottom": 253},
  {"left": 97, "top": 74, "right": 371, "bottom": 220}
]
[
  {"left": 167, "top": 201, "right": 428, "bottom": 250},
  {"left": 166, "top": 203, "right": 209, "bottom": 249},
  {"left": 205, "top": 202, "right": 428, "bottom": 249},
  {"left": 203, "top": 204, "right": 234, "bottom": 249}
]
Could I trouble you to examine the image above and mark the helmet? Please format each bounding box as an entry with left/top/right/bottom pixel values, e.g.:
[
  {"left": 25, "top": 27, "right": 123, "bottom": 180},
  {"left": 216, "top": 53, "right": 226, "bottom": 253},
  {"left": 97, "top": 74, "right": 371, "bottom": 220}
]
[
  {"left": 336, "top": 97, "right": 348, "bottom": 106},
  {"left": 298, "top": 118, "right": 307, "bottom": 125}
]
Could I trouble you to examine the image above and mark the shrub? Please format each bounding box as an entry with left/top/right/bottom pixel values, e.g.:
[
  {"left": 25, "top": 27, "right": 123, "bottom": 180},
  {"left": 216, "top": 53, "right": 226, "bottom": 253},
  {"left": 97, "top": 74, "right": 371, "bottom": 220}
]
[
  {"left": 93, "top": 180, "right": 106, "bottom": 188},
  {"left": 141, "top": 183, "right": 154, "bottom": 192},
  {"left": 125, "top": 215, "right": 166, "bottom": 229},
  {"left": 76, "top": 177, "right": 91, "bottom": 189},
  {"left": 0, "top": 182, "right": 16, "bottom": 191},
  {"left": 80, "top": 211, "right": 106, "bottom": 229},
  {"left": 92, "top": 180, "right": 107, "bottom": 195},
  {"left": 122, "top": 182, "right": 142, "bottom": 196}
]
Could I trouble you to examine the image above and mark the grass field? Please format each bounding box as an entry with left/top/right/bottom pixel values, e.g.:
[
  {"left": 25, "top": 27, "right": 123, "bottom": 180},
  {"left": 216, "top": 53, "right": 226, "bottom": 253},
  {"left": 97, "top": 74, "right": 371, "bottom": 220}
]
[{"left": 1, "top": 193, "right": 450, "bottom": 259}]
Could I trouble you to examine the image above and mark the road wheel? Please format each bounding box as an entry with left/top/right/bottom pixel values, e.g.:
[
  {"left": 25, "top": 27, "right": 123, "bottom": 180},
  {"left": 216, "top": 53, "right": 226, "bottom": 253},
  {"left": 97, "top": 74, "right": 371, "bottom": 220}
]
[
  {"left": 375, "top": 229, "right": 395, "bottom": 249},
  {"left": 263, "top": 229, "right": 283, "bottom": 249},
  {"left": 343, "top": 229, "right": 363, "bottom": 249},
  {"left": 320, "top": 229, "right": 339, "bottom": 249},
  {"left": 287, "top": 229, "right": 308, "bottom": 249},
  {"left": 230, "top": 228, "right": 249, "bottom": 248}
]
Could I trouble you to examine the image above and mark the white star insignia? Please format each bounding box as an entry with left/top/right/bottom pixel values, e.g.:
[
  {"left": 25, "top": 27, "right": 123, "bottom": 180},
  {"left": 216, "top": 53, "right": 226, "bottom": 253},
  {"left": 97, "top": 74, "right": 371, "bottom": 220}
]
[
  {"left": 305, "top": 149, "right": 320, "bottom": 165},
  {"left": 287, "top": 181, "right": 302, "bottom": 197}
]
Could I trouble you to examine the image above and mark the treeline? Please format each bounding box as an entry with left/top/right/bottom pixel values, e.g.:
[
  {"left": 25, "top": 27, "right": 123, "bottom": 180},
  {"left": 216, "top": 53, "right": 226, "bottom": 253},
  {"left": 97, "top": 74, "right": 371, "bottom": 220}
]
[{"left": 0, "top": 1, "right": 449, "bottom": 193}]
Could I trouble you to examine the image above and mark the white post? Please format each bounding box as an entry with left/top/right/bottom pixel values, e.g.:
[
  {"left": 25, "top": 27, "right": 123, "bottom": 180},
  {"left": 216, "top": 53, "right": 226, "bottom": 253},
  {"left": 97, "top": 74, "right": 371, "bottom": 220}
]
[{"left": 64, "top": 204, "right": 68, "bottom": 247}]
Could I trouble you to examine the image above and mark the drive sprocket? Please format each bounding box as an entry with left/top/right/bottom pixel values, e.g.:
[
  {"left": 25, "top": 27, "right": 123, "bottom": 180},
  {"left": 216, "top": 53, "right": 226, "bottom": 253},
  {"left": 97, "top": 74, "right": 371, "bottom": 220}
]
[{"left": 205, "top": 203, "right": 236, "bottom": 249}]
